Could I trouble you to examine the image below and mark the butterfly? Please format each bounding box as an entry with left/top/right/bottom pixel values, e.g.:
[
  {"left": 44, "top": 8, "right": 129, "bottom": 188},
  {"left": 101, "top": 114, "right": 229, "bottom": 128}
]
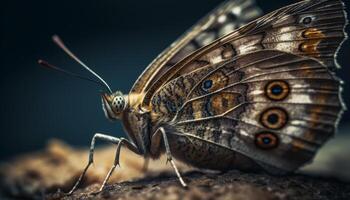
[{"left": 39, "top": 0, "right": 347, "bottom": 194}]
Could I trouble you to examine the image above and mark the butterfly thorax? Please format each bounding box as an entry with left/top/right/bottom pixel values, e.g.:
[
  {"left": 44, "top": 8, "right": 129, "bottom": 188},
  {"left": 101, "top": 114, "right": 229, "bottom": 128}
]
[
  {"left": 121, "top": 107, "right": 151, "bottom": 156},
  {"left": 117, "top": 93, "right": 153, "bottom": 156}
]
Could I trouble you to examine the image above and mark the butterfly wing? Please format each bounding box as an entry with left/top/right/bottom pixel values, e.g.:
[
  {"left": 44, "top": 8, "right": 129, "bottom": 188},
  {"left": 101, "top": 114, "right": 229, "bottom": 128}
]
[
  {"left": 130, "top": 0, "right": 262, "bottom": 94},
  {"left": 150, "top": 49, "right": 344, "bottom": 172},
  {"left": 142, "top": 0, "right": 347, "bottom": 106},
  {"left": 148, "top": 0, "right": 347, "bottom": 172}
]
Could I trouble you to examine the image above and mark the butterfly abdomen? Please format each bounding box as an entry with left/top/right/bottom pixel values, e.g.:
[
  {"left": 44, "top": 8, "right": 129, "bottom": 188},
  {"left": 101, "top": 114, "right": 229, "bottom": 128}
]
[{"left": 166, "top": 132, "right": 260, "bottom": 171}]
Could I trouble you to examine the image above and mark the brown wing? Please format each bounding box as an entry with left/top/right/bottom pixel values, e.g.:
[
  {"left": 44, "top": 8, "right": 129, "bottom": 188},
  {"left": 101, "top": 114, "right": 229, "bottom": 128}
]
[
  {"left": 130, "top": 0, "right": 262, "bottom": 94},
  {"left": 150, "top": 50, "right": 344, "bottom": 172},
  {"left": 142, "top": 0, "right": 347, "bottom": 107}
]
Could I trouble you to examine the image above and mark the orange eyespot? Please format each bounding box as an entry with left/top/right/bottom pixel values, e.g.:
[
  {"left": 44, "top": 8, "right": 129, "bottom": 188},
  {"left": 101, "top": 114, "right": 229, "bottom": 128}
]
[
  {"left": 299, "top": 28, "right": 324, "bottom": 54},
  {"left": 255, "top": 132, "right": 279, "bottom": 150},
  {"left": 201, "top": 71, "right": 229, "bottom": 92},
  {"left": 265, "top": 80, "right": 290, "bottom": 101},
  {"left": 299, "top": 43, "right": 318, "bottom": 53},
  {"left": 302, "top": 28, "right": 324, "bottom": 39},
  {"left": 260, "top": 107, "right": 288, "bottom": 130}
]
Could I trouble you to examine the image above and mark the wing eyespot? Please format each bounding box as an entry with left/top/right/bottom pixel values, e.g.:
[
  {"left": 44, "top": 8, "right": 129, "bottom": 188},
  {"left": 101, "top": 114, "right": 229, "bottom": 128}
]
[
  {"left": 260, "top": 107, "right": 288, "bottom": 130},
  {"left": 265, "top": 80, "right": 290, "bottom": 101},
  {"left": 202, "top": 79, "right": 213, "bottom": 91},
  {"left": 201, "top": 71, "right": 229, "bottom": 93},
  {"left": 299, "top": 15, "right": 315, "bottom": 25},
  {"left": 255, "top": 132, "right": 279, "bottom": 150},
  {"left": 302, "top": 17, "right": 312, "bottom": 25}
]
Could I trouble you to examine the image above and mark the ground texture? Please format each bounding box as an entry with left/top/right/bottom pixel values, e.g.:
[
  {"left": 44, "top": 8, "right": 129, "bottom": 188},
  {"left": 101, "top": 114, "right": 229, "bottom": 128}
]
[
  {"left": 48, "top": 170, "right": 350, "bottom": 200},
  {"left": 1, "top": 139, "right": 350, "bottom": 200}
]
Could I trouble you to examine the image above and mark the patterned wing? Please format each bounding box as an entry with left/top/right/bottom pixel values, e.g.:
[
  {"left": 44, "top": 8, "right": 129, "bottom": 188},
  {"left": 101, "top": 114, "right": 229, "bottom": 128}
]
[
  {"left": 142, "top": 0, "right": 347, "bottom": 106},
  {"left": 130, "top": 0, "right": 262, "bottom": 94},
  {"left": 150, "top": 50, "right": 344, "bottom": 172}
]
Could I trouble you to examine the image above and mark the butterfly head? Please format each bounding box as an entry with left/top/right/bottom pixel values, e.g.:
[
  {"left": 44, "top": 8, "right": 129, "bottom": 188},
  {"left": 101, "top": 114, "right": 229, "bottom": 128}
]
[{"left": 101, "top": 91, "right": 127, "bottom": 120}]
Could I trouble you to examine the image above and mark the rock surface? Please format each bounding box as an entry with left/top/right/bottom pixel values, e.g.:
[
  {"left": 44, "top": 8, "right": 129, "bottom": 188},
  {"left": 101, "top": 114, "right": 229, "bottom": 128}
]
[
  {"left": 48, "top": 170, "right": 350, "bottom": 200},
  {"left": 0, "top": 140, "right": 188, "bottom": 199},
  {"left": 1, "top": 138, "right": 350, "bottom": 200}
]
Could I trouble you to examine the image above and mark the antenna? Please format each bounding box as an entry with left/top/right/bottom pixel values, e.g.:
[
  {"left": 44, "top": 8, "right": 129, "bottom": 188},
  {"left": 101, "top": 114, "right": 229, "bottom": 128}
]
[
  {"left": 51, "top": 35, "right": 112, "bottom": 93},
  {"left": 38, "top": 59, "right": 111, "bottom": 91}
]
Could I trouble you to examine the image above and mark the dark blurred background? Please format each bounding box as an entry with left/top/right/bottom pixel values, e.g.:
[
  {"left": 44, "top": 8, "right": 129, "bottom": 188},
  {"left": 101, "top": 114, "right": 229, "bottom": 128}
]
[{"left": 0, "top": 0, "right": 349, "bottom": 160}]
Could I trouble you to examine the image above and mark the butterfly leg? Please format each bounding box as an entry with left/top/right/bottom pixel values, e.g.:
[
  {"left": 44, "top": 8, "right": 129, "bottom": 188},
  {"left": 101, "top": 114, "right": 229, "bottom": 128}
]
[
  {"left": 142, "top": 158, "right": 150, "bottom": 172},
  {"left": 93, "top": 138, "right": 139, "bottom": 194},
  {"left": 67, "top": 133, "right": 139, "bottom": 195},
  {"left": 151, "top": 127, "right": 187, "bottom": 187}
]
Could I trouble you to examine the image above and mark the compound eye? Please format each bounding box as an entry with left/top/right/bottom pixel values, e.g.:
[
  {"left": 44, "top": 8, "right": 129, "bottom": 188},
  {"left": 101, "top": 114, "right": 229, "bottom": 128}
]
[{"left": 113, "top": 96, "right": 125, "bottom": 112}]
